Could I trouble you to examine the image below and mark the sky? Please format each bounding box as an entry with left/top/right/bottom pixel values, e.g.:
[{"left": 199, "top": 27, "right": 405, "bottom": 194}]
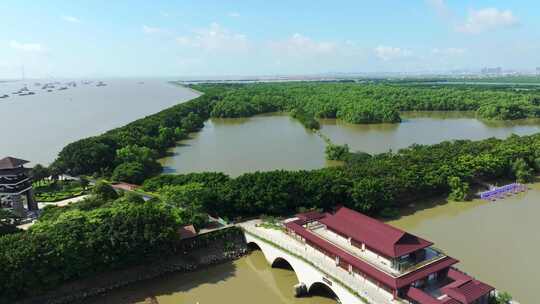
[{"left": 1, "top": 0, "right": 539, "bottom": 78}]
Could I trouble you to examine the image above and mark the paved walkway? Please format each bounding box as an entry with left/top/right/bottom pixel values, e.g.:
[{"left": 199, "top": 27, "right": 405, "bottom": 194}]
[
  {"left": 17, "top": 195, "right": 90, "bottom": 230},
  {"left": 38, "top": 194, "right": 89, "bottom": 208}
]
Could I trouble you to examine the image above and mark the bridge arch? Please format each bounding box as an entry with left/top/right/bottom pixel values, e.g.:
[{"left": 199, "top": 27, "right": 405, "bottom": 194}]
[
  {"left": 243, "top": 232, "right": 356, "bottom": 304},
  {"left": 271, "top": 257, "right": 300, "bottom": 283},
  {"left": 308, "top": 282, "right": 341, "bottom": 303},
  {"left": 247, "top": 241, "right": 262, "bottom": 251}
]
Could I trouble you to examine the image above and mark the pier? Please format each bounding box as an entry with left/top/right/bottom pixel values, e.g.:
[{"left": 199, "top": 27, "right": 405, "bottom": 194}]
[{"left": 479, "top": 183, "right": 527, "bottom": 201}]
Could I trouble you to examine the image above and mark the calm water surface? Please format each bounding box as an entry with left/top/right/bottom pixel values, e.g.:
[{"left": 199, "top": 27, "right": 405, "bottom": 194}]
[
  {"left": 161, "top": 112, "right": 540, "bottom": 176},
  {"left": 389, "top": 182, "right": 540, "bottom": 304},
  {"left": 160, "top": 114, "right": 331, "bottom": 175},
  {"left": 84, "top": 250, "right": 336, "bottom": 304},
  {"left": 0, "top": 79, "right": 198, "bottom": 165}
]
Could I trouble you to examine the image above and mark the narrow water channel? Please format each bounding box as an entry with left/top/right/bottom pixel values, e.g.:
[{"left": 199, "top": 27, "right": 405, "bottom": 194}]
[
  {"left": 84, "top": 250, "right": 337, "bottom": 304},
  {"left": 160, "top": 112, "right": 540, "bottom": 176}
]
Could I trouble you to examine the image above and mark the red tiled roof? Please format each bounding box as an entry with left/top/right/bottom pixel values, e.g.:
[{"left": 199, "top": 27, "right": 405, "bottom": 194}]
[
  {"left": 447, "top": 268, "right": 471, "bottom": 282},
  {"left": 296, "top": 210, "right": 325, "bottom": 222},
  {"left": 285, "top": 218, "right": 458, "bottom": 289},
  {"left": 403, "top": 268, "right": 493, "bottom": 304},
  {"left": 406, "top": 287, "right": 441, "bottom": 304},
  {"left": 441, "top": 269, "right": 494, "bottom": 304},
  {"left": 319, "top": 206, "right": 433, "bottom": 258},
  {"left": 111, "top": 182, "right": 140, "bottom": 191},
  {"left": 178, "top": 225, "right": 197, "bottom": 240},
  {"left": 440, "top": 297, "right": 461, "bottom": 304},
  {"left": 0, "top": 157, "right": 29, "bottom": 170}
]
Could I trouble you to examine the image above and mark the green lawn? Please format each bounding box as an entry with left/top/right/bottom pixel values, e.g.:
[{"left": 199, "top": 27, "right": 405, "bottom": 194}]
[{"left": 33, "top": 180, "right": 92, "bottom": 202}]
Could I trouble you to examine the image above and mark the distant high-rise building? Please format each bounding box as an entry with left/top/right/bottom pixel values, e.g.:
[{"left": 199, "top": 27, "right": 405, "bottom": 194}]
[{"left": 481, "top": 67, "right": 502, "bottom": 75}]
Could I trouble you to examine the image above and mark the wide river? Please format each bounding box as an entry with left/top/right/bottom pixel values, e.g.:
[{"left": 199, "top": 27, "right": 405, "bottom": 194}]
[{"left": 0, "top": 79, "right": 198, "bottom": 165}]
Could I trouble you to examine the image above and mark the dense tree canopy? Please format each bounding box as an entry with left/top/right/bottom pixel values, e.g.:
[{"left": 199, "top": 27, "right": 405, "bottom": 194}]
[
  {"left": 194, "top": 82, "right": 540, "bottom": 125},
  {"left": 0, "top": 191, "right": 197, "bottom": 302}
]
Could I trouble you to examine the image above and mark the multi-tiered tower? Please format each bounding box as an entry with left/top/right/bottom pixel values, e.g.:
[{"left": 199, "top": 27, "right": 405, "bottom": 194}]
[{"left": 0, "top": 157, "right": 37, "bottom": 216}]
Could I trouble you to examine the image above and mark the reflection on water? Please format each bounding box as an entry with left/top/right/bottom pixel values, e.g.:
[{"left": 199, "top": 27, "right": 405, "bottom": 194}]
[
  {"left": 389, "top": 182, "right": 540, "bottom": 304},
  {"left": 161, "top": 112, "right": 540, "bottom": 176},
  {"left": 84, "top": 250, "right": 337, "bottom": 304},
  {"left": 321, "top": 112, "right": 540, "bottom": 154},
  {"left": 159, "top": 115, "right": 329, "bottom": 177}
]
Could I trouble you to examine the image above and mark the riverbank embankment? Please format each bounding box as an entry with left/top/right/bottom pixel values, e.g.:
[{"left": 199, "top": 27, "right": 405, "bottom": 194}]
[{"left": 17, "top": 227, "right": 247, "bottom": 304}]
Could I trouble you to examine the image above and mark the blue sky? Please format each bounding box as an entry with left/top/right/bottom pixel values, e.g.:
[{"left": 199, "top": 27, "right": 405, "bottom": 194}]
[{"left": 1, "top": 0, "right": 539, "bottom": 78}]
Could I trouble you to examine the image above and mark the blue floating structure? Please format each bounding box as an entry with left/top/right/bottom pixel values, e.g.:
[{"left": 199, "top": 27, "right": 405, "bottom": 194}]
[{"left": 479, "top": 183, "right": 526, "bottom": 201}]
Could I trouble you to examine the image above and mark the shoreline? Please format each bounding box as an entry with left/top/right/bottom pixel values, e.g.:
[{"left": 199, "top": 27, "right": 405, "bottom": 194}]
[{"left": 17, "top": 228, "right": 247, "bottom": 304}]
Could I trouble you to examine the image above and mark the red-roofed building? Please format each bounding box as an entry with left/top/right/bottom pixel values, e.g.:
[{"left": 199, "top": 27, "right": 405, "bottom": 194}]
[
  {"left": 284, "top": 207, "right": 494, "bottom": 304},
  {"left": 111, "top": 182, "right": 140, "bottom": 192},
  {"left": 178, "top": 224, "right": 197, "bottom": 240}
]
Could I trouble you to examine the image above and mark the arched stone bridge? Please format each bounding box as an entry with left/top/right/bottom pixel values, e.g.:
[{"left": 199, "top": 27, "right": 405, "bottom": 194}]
[
  {"left": 240, "top": 221, "right": 398, "bottom": 304},
  {"left": 244, "top": 232, "right": 360, "bottom": 304}
]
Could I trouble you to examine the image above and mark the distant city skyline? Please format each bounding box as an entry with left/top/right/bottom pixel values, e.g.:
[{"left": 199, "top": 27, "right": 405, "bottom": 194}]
[{"left": 1, "top": 0, "right": 539, "bottom": 79}]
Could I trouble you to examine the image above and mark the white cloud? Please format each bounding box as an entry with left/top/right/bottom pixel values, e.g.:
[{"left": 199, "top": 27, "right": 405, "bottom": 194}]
[
  {"left": 228, "top": 12, "right": 241, "bottom": 18},
  {"left": 142, "top": 25, "right": 165, "bottom": 34},
  {"left": 432, "top": 47, "right": 466, "bottom": 56},
  {"left": 374, "top": 46, "right": 411, "bottom": 61},
  {"left": 269, "top": 33, "right": 336, "bottom": 56},
  {"left": 176, "top": 23, "right": 249, "bottom": 52},
  {"left": 425, "top": 0, "right": 451, "bottom": 18},
  {"left": 457, "top": 8, "right": 519, "bottom": 34},
  {"left": 9, "top": 40, "right": 43, "bottom": 52},
  {"left": 62, "top": 15, "right": 81, "bottom": 23}
]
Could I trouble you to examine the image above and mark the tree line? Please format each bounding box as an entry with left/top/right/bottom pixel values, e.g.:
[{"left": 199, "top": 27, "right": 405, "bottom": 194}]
[
  {"left": 194, "top": 82, "right": 540, "bottom": 126},
  {"left": 141, "top": 132, "right": 540, "bottom": 220}
]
